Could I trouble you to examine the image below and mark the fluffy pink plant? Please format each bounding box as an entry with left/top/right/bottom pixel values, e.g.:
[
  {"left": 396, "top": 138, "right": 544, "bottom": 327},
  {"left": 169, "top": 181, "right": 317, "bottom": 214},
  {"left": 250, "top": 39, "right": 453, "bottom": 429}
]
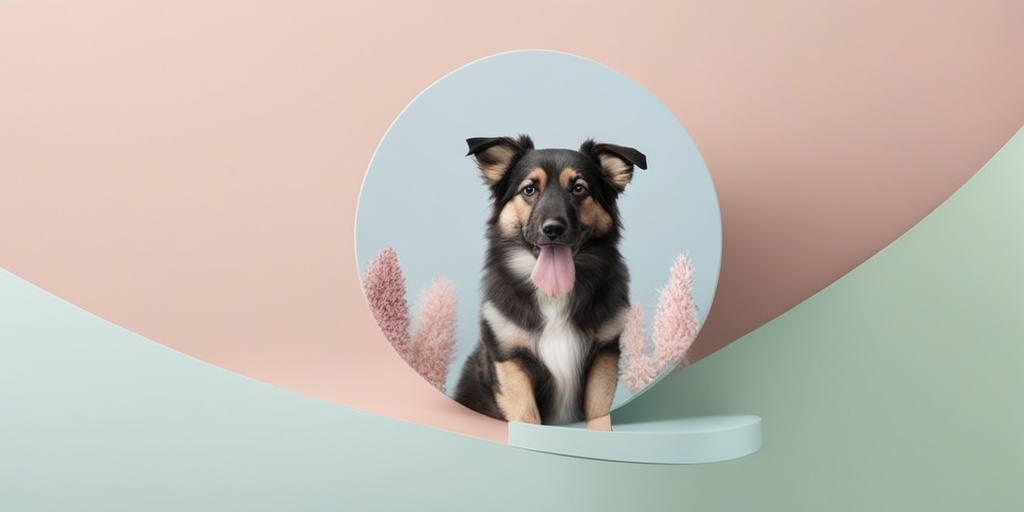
[
  {"left": 622, "top": 302, "right": 657, "bottom": 393},
  {"left": 362, "top": 247, "right": 412, "bottom": 360},
  {"left": 653, "top": 253, "right": 698, "bottom": 372},
  {"left": 620, "top": 253, "right": 698, "bottom": 392},
  {"left": 410, "top": 278, "right": 458, "bottom": 392},
  {"left": 361, "top": 247, "right": 458, "bottom": 392}
]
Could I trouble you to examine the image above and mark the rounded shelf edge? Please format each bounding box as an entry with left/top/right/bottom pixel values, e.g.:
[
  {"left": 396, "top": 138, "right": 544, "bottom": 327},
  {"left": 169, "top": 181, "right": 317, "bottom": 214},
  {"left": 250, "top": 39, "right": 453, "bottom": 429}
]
[{"left": 507, "top": 415, "right": 762, "bottom": 464}]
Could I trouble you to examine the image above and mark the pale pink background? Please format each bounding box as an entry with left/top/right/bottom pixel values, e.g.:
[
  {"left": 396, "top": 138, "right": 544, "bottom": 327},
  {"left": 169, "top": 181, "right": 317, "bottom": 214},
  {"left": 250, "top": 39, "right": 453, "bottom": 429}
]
[{"left": 2, "top": 1, "right": 1023, "bottom": 441}]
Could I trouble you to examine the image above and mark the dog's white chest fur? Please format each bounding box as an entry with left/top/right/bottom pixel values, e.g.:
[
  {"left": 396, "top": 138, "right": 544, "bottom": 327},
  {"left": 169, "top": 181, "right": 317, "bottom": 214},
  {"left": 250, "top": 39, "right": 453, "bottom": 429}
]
[
  {"left": 501, "top": 247, "right": 587, "bottom": 424},
  {"left": 534, "top": 292, "right": 586, "bottom": 425}
]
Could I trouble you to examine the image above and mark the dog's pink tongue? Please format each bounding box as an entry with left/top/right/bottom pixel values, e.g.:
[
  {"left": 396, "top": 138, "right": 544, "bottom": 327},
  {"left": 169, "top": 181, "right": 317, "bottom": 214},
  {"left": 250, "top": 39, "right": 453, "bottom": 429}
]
[{"left": 531, "top": 244, "right": 575, "bottom": 298}]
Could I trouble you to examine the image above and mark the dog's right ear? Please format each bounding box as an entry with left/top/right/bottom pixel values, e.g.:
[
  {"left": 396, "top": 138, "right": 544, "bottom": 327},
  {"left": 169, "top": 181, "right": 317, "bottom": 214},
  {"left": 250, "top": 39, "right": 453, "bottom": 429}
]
[{"left": 466, "top": 135, "right": 534, "bottom": 185}]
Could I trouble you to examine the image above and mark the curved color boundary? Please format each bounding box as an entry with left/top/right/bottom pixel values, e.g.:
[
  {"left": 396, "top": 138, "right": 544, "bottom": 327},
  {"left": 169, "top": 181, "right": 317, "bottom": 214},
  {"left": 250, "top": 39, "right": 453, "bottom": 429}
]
[
  {"left": 1, "top": 123, "right": 1021, "bottom": 509},
  {"left": 3, "top": 4, "right": 1023, "bottom": 444},
  {"left": 614, "top": 124, "right": 1024, "bottom": 508}
]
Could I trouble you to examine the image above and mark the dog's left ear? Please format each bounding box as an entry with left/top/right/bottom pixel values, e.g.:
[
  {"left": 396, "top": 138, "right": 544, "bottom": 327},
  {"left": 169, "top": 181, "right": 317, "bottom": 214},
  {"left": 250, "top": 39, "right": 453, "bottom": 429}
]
[{"left": 581, "top": 140, "right": 648, "bottom": 192}]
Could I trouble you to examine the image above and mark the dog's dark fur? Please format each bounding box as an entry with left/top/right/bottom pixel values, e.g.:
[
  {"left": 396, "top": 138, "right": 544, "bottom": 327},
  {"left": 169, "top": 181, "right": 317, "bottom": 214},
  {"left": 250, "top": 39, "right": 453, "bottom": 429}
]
[{"left": 453, "top": 135, "right": 647, "bottom": 425}]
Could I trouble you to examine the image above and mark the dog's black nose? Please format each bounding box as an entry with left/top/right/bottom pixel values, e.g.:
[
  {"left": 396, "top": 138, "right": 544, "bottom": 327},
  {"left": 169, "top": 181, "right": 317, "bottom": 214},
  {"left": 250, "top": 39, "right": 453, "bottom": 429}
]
[{"left": 542, "top": 219, "right": 566, "bottom": 240}]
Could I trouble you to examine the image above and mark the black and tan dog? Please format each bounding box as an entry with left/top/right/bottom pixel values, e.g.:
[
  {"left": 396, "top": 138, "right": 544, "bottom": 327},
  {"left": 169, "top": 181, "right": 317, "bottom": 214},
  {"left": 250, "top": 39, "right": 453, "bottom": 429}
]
[{"left": 453, "top": 135, "right": 647, "bottom": 425}]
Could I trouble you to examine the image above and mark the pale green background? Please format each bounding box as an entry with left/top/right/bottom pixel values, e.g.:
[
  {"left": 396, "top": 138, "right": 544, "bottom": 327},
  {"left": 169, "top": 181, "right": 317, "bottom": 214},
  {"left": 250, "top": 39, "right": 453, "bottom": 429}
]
[{"left": 1, "top": 126, "right": 1021, "bottom": 510}]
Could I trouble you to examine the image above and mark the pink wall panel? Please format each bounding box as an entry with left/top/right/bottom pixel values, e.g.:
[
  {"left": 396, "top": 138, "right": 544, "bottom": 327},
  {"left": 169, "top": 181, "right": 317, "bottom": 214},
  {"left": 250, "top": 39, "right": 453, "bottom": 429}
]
[{"left": 2, "top": 1, "right": 1022, "bottom": 438}]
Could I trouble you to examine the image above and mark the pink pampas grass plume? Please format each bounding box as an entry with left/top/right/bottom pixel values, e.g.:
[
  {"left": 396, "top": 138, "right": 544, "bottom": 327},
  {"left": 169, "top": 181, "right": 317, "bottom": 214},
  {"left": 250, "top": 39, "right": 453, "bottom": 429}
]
[
  {"left": 620, "top": 254, "right": 699, "bottom": 392},
  {"left": 622, "top": 302, "right": 657, "bottom": 394},
  {"left": 361, "top": 247, "right": 412, "bottom": 361},
  {"left": 361, "top": 247, "right": 459, "bottom": 392},
  {"left": 411, "top": 278, "right": 458, "bottom": 392},
  {"left": 653, "top": 254, "right": 698, "bottom": 373}
]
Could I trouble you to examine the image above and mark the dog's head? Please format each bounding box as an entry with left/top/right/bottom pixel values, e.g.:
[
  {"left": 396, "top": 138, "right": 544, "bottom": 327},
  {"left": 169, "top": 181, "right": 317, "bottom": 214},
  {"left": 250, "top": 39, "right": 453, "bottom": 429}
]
[{"left": 466, "top": 135, "right": 646, "bottom": 297}]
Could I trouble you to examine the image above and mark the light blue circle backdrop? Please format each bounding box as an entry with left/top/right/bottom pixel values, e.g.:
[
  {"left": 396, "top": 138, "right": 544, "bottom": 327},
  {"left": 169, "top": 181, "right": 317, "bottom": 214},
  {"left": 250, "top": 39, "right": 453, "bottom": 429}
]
[{"left": 355, "top": 50, "right": 721, "bottom": 408}]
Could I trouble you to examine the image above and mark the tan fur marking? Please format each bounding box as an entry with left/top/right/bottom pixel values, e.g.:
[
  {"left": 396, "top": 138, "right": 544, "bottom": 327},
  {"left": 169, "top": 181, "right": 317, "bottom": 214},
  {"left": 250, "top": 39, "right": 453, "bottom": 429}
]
[
  {"left": 586, "top": 414, "right": 612, "bottom": 431},
  {"left": 478, "top": 145, "right": 515, "bottom": 184},
  {"left": 598, "top": 153, "right": 633, "bottom": 190},
  {"left": 497, "top": 168, "right": 546, "bottom": 236},
  {"left": 559, "top": 168, "right": 578, "bottom": 189},
  {"left": 559, "top": 167, "right": 613, "bottom": 236},
  {"left": 584, "top": 350, "right": 619, "bottom": 420},
  {"left": 527, "top": 167, "right": 547, "bottom": 191},
  {"left": 595, "top": 307, "right": 630, "bottom": 343},
  {"left": 498, "top": 196, "right": 532, "bottom": 237},
  {"left": 494, "top": 360, "right": 541, "bottom": 424},
  {"left": 580, "top": 197, "right": 613, "bottom": 236},
  {"left": 497, "top": 203, "right": 518, "bottom": 236},
  {"left": 513, "top": 198, "right": 531, "bottom": 228}
]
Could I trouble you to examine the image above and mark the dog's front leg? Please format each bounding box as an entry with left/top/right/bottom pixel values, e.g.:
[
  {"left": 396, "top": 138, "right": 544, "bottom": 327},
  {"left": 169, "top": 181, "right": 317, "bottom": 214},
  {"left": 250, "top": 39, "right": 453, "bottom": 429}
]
[
  {"left": 584, "top": 344, "right": 620, "bottom": 431},
  {"left": 493, "top": 359, "right": 541, "bottom": 424}
]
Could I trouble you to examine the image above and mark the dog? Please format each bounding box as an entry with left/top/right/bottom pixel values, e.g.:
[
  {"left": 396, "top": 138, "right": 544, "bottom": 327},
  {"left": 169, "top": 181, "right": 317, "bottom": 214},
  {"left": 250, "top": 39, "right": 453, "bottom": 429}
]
[{"left": 453, "top": 135, "right": 647, "bottom": 425}]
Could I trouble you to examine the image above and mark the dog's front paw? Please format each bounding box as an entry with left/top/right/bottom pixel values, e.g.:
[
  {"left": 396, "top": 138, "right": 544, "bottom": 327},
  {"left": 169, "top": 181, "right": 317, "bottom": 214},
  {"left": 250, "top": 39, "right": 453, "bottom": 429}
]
[
  {"left": 506, "top": 406, "right": 541, "bottom": 425},
  {"left": 585, "top": 414, "right": 612, "bottom": 431},
  {"left": 494, "top": 360, "right": 542, "bottom": 425}
]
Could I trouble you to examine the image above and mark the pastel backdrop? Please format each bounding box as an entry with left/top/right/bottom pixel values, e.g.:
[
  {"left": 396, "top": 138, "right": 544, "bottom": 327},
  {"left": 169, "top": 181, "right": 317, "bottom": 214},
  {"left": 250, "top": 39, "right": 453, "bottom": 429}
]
[
  {"left": 4, "top": 123, "right": 1020, "bottom": 510},
  {"left": 2, "top": 1, "right": 1023, "bottom": 509}
]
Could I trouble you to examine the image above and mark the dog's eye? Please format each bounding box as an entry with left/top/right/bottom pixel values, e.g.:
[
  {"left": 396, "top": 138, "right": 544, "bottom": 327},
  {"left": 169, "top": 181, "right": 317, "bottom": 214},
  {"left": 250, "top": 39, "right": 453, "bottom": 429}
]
[
  {"left": 571, "top": 182, "right": 588, "bottom": 197},
  {"left": 521, "top": 185, "right": 537, "bottom": 196}
]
